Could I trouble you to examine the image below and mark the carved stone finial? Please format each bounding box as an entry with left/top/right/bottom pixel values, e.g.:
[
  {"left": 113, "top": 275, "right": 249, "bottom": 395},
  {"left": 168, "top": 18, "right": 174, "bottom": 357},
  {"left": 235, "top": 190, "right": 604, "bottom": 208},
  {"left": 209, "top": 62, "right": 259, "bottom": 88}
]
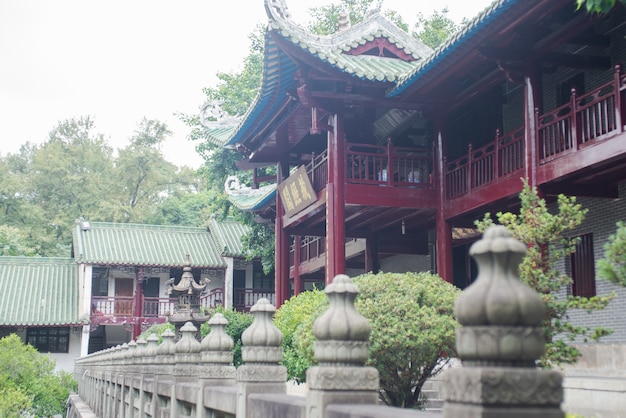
[
  {"left": 175, "top": 322, "right": 201, "bottom": 356},
  {"left": 441, "top": 226, "right": 564, "bottom": 418},
  {"left": 157, "top": 328, "right": 176, "bottom": 358},
  {"left": 338, "top": 9, "right": 351, "bottom": 31},
  {"left": 201, "top": 313, "right": 235, "bottom": 364},
  {"left": 241, "top": 298, "right": 283, "bottom": 363},
  {"left": 454, "top": 225, "right": 547, "bottom": 364},
  {"left": 313, "top": 274, "right": 370, "bottom": 365}
]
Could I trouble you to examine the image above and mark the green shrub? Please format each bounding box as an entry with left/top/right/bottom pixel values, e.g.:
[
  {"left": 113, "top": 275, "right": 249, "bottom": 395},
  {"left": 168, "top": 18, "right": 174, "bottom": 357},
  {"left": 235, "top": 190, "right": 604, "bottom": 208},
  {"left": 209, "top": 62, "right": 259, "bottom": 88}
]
[
  {"left": 274, "top": 272, "right": 460, "bottom": 408},
  {"left": 274, "top": 288, "right": 327, "bottom": 381},
  {"left": 0, "top": 334, "right": 77, "bottom": 417}
]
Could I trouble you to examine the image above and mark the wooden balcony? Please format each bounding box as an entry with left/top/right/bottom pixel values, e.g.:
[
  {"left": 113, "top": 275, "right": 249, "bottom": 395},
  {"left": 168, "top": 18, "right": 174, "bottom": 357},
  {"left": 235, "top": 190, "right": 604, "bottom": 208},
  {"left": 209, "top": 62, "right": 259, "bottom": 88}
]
[
  {"left": 91, "top": 288, "right": 274, "bottom": 325},
  {"left": 233, "top": 288, "right": 275, "bottom": 311},
  {"left": 444, "top": 65, "right": 626, "bottom": 217}
]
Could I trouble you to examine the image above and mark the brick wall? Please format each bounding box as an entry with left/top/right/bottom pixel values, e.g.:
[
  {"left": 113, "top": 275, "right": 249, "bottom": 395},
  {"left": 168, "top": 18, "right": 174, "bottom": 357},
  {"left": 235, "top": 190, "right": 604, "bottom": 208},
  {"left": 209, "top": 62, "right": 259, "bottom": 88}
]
[{"left": 559, "top": 182, "right": 626, "bottom": 343}]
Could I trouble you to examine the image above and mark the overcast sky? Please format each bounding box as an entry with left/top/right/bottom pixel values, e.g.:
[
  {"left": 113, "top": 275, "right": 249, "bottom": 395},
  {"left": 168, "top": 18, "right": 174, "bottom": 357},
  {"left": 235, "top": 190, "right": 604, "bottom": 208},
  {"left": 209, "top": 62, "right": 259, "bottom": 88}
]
[{"left": 0, "top": 0, "right": 493, "bottom": 168}]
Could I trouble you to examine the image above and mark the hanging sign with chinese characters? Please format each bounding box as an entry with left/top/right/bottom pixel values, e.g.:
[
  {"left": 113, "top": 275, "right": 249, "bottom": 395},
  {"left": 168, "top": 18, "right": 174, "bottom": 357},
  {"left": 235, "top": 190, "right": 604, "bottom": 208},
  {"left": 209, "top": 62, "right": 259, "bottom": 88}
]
[{"left": 277, "top": 165, "right": 317, "bottom": 217}]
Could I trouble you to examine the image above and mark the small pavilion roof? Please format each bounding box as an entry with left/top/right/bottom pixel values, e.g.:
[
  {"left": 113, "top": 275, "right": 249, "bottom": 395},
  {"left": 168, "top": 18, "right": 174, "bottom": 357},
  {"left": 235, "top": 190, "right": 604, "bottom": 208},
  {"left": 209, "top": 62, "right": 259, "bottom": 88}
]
[{"left": 0, "top": 257, "right": 81, "bottom": 327}]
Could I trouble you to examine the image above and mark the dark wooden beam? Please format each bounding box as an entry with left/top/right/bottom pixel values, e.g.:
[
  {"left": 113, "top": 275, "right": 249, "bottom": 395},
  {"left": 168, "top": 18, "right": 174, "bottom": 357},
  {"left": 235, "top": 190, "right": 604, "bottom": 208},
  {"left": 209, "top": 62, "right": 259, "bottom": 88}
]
[
  {"left": 542, "top": 52, "right": 612, "bottom": 70},
  {"left": 540, "top": 183, "right": 619, "bottom": 199}
]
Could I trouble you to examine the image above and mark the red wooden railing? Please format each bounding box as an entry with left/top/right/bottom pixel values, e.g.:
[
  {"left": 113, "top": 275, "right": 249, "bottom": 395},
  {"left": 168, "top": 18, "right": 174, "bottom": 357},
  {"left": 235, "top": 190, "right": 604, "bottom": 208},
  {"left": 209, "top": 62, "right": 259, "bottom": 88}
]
[
  {"left": 445, "top": 65, "right": 626, "bottom": 200},
  {"left": 539, "top": 65, "right": 624, "bottom": 162},
  {"left": 233, "top": 289, "right": 275, "bottom": 310},
  {"left": 199, "top": 287, "right": 225, "bottom": 310},
  {"left": 92, "top": 288, "right": 226, "bottom": 320},
  {"left": 306, "top": 150, "right": 329, "bottom": 192},
  {"left": 346, "top": 142, "right": 433, "bottom": 187}
]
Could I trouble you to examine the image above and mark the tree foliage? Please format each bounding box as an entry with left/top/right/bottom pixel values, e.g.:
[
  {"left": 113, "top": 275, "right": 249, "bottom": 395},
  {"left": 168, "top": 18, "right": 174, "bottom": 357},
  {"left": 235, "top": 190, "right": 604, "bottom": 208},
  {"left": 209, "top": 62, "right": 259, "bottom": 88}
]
[
  {"left": 475, "top": 180, "right": 614, "bottom": 367},
  {"left": 0, "top": 334, "right": 77, "bottom": 417},
  {"left": 598, "top": 221, "right": 626, "bottom": 287},
  {"left": 576, "top": 0, "right": 625, "bottom": 13},
  {"left": 0, "top": 116, "right": 205, "bottom": 256},
  {"left": 412, "top": 8, "right": 460, "bottom": 49},
  {"left": 274, "top": 272, "right": 459, "bottom": 408},
  {"left": 307, "top": 0, "right": 408, "bottom": 35}
]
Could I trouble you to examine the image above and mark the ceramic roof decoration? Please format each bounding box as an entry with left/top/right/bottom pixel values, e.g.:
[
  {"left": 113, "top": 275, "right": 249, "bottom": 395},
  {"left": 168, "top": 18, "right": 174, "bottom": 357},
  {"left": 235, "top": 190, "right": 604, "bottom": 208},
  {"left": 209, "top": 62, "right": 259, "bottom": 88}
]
[
  {"left": 224, "top": 175, "right": 277, "bottom": 212},
  {"left": 72, "top": 221, "right": 226, "bottom": 268},
  {"left": 0, "top": 257, "right": 81, "bottom": 326}
]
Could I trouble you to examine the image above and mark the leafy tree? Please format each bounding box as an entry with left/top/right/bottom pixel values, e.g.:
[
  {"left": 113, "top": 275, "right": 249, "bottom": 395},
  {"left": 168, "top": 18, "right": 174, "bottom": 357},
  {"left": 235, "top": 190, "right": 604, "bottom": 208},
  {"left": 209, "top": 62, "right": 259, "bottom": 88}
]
[
  {"left": 576, "top": 0, "right": 625, "bottom": 13},
  {"left": 412, "top": 8, "right": 460, "bottom": 49},
  {"left": 0, "top": 334, "right": 77, "bottom": 417},
  {"left": 25, "top": 116, "right": 115, "bottom": 253},
  {"left": 475, "top": 180, "right": 614, "bottom": 367},
  {"left": 110, "top": 118, "right": 183, "bottom": 223},
  {"left": 274, "top": 272, "right": 459, "bottom": 408},
  {"left": 598, "top": 221, "right": 626, "bottom": 287},
  {"left": 0, "top": 224, "right": 36, "bottom": 256},
  {"left": 307, "top": 0, "right": 408, "bottom": 35}
]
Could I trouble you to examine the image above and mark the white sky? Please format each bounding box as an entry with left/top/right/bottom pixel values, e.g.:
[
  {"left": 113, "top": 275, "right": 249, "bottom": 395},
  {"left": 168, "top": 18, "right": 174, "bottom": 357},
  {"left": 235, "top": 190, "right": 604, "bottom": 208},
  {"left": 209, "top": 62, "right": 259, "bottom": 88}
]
[{"left": 0, "top": 0, "right": 493, "bottom": 169}]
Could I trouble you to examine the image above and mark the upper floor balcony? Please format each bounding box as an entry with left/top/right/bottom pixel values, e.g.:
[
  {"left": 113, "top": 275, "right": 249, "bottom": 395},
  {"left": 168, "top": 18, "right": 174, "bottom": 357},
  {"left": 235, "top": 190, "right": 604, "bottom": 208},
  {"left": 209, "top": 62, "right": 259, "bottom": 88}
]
[{"left": 89, "top": 287, "right": 275, "bottom": 326}]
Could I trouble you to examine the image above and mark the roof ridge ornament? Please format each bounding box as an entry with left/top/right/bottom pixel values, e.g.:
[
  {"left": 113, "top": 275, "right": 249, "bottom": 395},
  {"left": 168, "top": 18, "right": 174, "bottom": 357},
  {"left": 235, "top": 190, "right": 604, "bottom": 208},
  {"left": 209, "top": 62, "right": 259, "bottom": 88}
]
[
  {"left": 199, "top": 100, "right": 240, "bottom": 128},
  {"left": 264, "top": 0, "right": 291, "bottom": 21}
]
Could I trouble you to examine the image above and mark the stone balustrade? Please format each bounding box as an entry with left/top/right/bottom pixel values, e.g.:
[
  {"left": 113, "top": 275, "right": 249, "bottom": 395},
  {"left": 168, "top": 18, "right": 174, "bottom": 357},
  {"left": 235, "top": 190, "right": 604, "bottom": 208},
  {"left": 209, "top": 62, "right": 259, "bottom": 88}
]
[{"left": 69, "top": 226, "right": 565, "bottom": 418}]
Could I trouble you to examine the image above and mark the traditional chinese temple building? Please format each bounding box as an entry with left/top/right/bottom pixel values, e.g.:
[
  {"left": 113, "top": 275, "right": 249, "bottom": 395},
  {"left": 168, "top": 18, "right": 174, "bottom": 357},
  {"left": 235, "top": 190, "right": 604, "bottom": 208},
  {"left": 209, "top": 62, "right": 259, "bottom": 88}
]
[{"left": 209, "top": 0, "right": 626, "bottom": 371}]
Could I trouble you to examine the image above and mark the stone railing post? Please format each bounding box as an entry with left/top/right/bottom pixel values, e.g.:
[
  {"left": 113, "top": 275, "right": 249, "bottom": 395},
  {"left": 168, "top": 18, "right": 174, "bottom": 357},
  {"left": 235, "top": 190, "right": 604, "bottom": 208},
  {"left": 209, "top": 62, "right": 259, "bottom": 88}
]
[
  {"left": 200, "top": 312, "right": 236, "bottom": 384},
  {"left": 306, "top": 274, "right": 379, "bottom": 418},
  {"left": 172, "top": 321, "right": 201, "bottom": 416},
  {"left": 441, "top": 225, "right": 564, "bottom": 417},
  {"left": 236, "top": 298, "right": 287, "bottom": 418}
]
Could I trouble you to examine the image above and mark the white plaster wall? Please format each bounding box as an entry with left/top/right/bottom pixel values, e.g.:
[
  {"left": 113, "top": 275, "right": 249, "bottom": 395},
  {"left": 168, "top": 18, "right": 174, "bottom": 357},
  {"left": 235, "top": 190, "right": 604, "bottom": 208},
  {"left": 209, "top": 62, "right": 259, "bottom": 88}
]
[{"left": 49, "top": 332, "right": 82, "bottom": 374}]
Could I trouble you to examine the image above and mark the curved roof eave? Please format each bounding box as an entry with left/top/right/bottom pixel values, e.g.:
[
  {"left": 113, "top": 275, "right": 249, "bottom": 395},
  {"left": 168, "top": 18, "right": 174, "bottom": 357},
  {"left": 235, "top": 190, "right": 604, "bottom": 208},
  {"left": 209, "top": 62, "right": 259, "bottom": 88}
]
[
  {"left": 224, "top": 30, "right": 299, "bottom": 147},
  {"left": 388, "top": 0, "right": 519, "bottom": 98}
]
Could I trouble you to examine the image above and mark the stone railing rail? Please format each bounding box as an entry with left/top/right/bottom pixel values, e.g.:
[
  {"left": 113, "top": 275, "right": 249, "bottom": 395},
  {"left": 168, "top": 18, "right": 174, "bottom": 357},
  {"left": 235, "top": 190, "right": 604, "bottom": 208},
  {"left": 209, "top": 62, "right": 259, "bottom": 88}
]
[{"left": 69, "top": 226, "right": 565, "bottom": 418}]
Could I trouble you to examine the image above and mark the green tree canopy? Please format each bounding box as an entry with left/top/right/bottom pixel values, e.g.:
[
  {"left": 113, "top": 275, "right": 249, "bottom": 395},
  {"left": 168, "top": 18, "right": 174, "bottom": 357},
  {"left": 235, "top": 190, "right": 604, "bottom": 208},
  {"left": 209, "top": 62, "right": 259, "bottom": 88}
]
[
  {"left": 598, "top": 221, "right": 626, "bottom": 287},
  {"left": 0, "top": 334, "right": 76, "bottom": 417}
]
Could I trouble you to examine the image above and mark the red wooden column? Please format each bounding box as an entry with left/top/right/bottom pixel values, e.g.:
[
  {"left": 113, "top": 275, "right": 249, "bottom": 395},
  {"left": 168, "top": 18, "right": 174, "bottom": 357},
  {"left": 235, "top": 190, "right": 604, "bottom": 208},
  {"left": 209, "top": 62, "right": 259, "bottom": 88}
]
[
  {"left": 132, "top": 267, "right": 145, "bottom": 339},
  {"left": 523, "top": 67, "right": 541, "bottom": 187},
  {"left": 275, "top": 159, "right": 290, "bottom": 308},
  {"left": 325, "top": 113, "right": 346, "bottom": 284},
  {"left": 293, "top": 235, "right": 302, "bottom": 296},
  {"left": 435, "top": 131, "right": 453, "bottom": 283}
]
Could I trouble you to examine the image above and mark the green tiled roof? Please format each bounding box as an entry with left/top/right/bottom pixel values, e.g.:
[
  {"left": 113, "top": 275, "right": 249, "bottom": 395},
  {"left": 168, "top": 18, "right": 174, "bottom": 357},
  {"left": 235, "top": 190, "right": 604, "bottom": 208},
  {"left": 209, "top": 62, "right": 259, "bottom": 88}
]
[
  {"left": 268, "top": 11, "right": 431, "bottom": 83},
  {"left": 208, "top": 218, "right": 251, "bottom": 257},
  {"left": 227, "top": 183, "right": 277, "bottom": 212},
  {"left": 72, "top": 221, "right": 225, "bottom": 268},
  {"left": 0, "top": 257, "right": 80, "bottom": 326}
]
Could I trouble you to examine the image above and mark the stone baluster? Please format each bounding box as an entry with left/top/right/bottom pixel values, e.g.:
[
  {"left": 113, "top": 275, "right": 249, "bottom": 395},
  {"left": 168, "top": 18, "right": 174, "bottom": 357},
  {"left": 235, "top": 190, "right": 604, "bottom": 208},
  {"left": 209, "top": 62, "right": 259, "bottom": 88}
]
[
  {"left": 175, "top": 321, "right": 202, "bottom": 379},
  {"left": 200, "top": 312, "right": 236, "bottom": 384},
  {"left": 157, "top": 328, "right": 176, "bottom": 378},
  {"left": 441, "top": 225, "right": 564, "bottom": 417},
  {"left": 305, "top": 274, "right": 379, "bottom": 418},
  {"left": 236, "top": 298, "right": 287, "bottom": 418}
]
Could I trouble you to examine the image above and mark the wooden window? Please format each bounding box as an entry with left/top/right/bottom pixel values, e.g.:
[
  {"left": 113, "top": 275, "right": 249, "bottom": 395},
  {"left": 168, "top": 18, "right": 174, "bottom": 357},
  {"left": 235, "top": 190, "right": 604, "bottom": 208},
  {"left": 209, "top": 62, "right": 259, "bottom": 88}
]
[
  {"left": 26, "top": 327, "right": 70, "bottom": 353},
  {"left": 571, "top": 233, "right": 596, "bottom": 297},
  {"left": 252, "top": 261, "right": 274, "bottom": 290}
]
